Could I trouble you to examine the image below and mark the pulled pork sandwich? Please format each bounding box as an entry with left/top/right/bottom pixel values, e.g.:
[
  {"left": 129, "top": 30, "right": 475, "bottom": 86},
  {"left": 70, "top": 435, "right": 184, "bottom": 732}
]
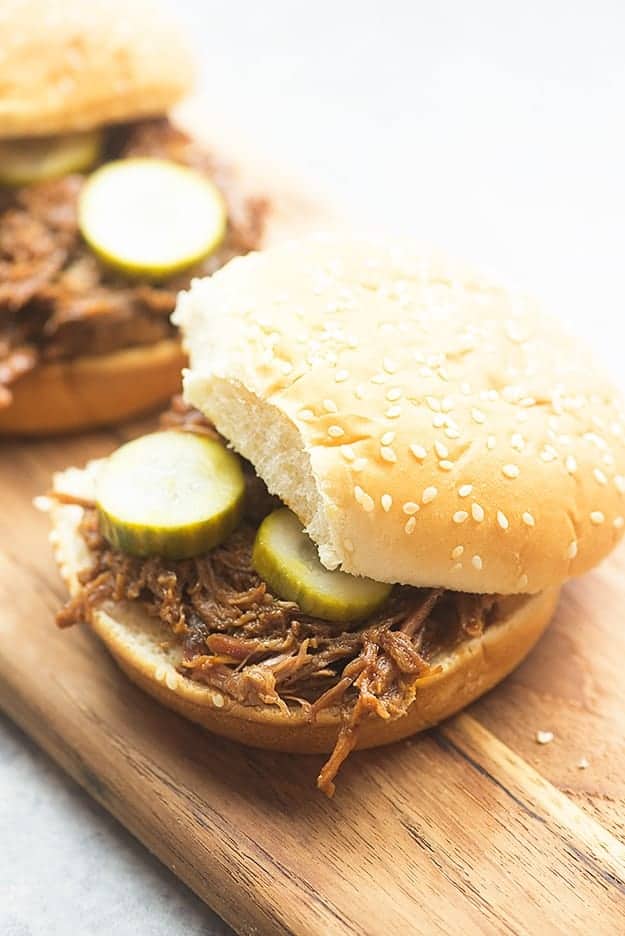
[
  {"left": 0, "top": 0, "right": 287, "bottom": 434},
  {"left": 46, "top": 237, "right": 625, "bottom": 794}
]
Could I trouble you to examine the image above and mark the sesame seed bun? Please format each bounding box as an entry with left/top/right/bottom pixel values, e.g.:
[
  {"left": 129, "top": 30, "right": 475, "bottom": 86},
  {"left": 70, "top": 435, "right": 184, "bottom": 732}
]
[
  {"left": 0, "top": 0, "right": 194, "bottom": 138},
  {"left": 175, "top": 235, "right": 625, "bottom": 594},
  {"left": 47, "top": 474, "right": 559, "bottom": 755}
]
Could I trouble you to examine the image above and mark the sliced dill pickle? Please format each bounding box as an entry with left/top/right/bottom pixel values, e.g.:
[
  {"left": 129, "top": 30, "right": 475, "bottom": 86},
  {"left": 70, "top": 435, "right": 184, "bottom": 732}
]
[
  {"left": 95, "top": 431, "right": 244, "bottom": 560},
  {"left": 0, "top": 130, "right": 102, "bottom": 187},
  {"left": 252, "top": 508, "right": 392, "bottom": 623},
  {"left": 78, "top": 157, "right": 227, "bottom": 279}
]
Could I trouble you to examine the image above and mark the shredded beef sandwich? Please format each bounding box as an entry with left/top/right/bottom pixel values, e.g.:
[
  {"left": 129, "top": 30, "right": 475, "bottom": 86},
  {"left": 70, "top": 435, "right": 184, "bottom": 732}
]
[{"left": 45, "top": 237, "right": 625, "bottom": 794}]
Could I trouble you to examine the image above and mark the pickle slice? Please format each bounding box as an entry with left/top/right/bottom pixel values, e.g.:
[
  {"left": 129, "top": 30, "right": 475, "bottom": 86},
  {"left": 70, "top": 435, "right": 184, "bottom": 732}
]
[
  {"left": 252, "top": 508, "right": 392, "bottom": 623},
  {"left": 78, "top": 158, "right": 227, "bottom": 278},
  {"left": 0, "top": 130, "right": 102, "bottom": 187},
  {"left": 96, "top": 431, "right": 244, "bottom": 560}
]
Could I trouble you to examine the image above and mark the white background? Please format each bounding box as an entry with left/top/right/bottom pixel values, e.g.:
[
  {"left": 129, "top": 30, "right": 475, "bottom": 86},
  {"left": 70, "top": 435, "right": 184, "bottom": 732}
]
[{"left": 2, "top": 2, "right": 623, "bottom": 934}]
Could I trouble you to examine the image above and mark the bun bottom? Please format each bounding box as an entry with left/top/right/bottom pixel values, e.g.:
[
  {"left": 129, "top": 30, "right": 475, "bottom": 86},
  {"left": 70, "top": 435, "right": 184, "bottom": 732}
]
[
  {"left": 51, "top": 495, "right": 559, "bottom": 754},
  {"left": 0, "top": 339, "right": 186, "bottom": 436}
]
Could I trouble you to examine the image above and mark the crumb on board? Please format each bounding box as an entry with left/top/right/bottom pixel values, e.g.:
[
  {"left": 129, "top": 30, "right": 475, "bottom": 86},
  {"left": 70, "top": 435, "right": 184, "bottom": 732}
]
[
  {"left": 577, "top": 757, "right": 590, "bottom": 769},
  {"left": 535, "top": 730, "right": 555, "bottom": 745}
]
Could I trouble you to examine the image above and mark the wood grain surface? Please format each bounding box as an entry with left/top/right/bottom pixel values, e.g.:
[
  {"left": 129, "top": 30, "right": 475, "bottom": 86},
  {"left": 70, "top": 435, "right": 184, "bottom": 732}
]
[{"left": 0, "top": 423, "right": 624, "bottom": 936}]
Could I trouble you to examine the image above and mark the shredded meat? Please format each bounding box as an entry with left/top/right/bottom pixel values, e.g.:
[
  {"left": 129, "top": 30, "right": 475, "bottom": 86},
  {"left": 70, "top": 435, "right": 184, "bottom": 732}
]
[
  {"left": 55, "top": 404, "right": 504, "bottom": 793},
  {"left": 0, "top": 119, "right": 268, "bottom": 405},
  {"left": 56, "top": 418, "right": 502, "bottom": 795}
]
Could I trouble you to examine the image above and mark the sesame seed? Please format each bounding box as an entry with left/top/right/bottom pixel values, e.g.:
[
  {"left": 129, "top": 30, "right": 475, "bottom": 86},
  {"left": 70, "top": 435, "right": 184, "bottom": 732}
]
[
  {"left": 511, "top": 433, "right": 525, "bottom": 452},
  {"left": 410, "top": 444, "right": 427, "bottom": 461},
  {"left": 451, "top": 545, "right": 464, "bottom": 559},
  {"left": 566, "top": 455, "right": 577, "bottom": 474},
  {"left": 328, "top": 425, "right": 344, "bottom": 439},
  {"left": 386, "top": 387, "right": 402, "bottom": 402},
  {"left": 381, "top": 494, "right": 393, "bottom": 512},
  {"left": 518, "top": 573, "right": 529, "bottom": 588},
  {"left": 354, "top": 383, "right": 367, "bottom": 400},
  {"left": 567, "top": 540, "right": 578, "bottom": 559},
  {"left": 403, "top": 501, "right": 420, "bottom": 515},
  {"left": 344, "top": 538, "right": 355, "bottom": 552},
  {"left": 536, "top": 730, "right": 554, "bottom": 745},
  {"left": 371, "top": 373, "right": 386, "bottom": 384},
  {"left": 445, "top": 427, "right": 461, "bottom": 439},
  {"left": 281, "top": 361, "right": 293, "bottom": 376},
  {"left": 614, "top": 515, "right": 625, "bottom": 529},
  {"left": 438, "top": 460, "right": 454, "bottom": 471},
  {"left": 354, "top": 485, "right": 375, "bottom": 512},
  {"left": 426, "top": 396, "right": 440, "bottom": 412},
  {"left": 590, "top": 510, "right": 605, "bottom": 525},
  {"left": 453, "top": 510, "right": 469, "bottom": 524},
  {"left": 323, "top": 399, "right": 338, "bottom": 413},
  {"left": 299, "top": 409, "right": 314, "bottom": 421},
  {"left": 460, "top": 382, "right": 472, "bottom": 395},
  {"left": 471, "top": 555, "right": 483, "bottom": 570},
  {"left": 522, "top": 512, "right": 535, "bottom": 527},
  {"left": 487, "top": 436, "right": 496, "bottom": 450},
  {"left": 471, "top": 408, "right": 486, "bottom": 425},
  {"left": 541, "top": 448, "right": 558, "bottom": 462},
  {"left": 503, "top": 385, "right": 521, "bottom": 403},
  {"left": 593, "top": 467, "right": 608, "bottom": 486},
  {"left": 380, "top": 446, "right": 397, "bottom": 463},
  {"left": 342, "top": 446, "right": 355, "bottom": 461},
  {"left": 458, "top": 484, "right": 473, "bottom": 497},
  {"left": 422, "top": 486, "right": 438, "bottom": 504},
  {"left": 381, "top": 431, "right": 396, "bottom": 446},
  {"left": 472, "top": 503, "right": 485, "bottom": 522},
  {"left": 405, "top": 517, "right": 417, "bottom": 534},
  {"left": 441, "top": 396, "right": 455, "bottom": 413},
  {"left": 432, "top": 414, "right": 445, "bottom": 428},
  {"left": 386, "top": 405, "right": 402, "bottom": 419},
  {"left": 615, "top": 475, "right": 625, "bottom": 494},
  {"left": 497, "top": 510, "right": 509, "bottom": 530},
  {"left": 434, "top": 440, "right": 449, "bottom": 458},
  {"left": 502, "top": 463, "right": 520, "bottom": 479},
  {"left": 335, "top": 369, "right": 349, "bottom": 383},
  {"left": 383, "top": 356, "right": 398, "bottom": 374},
  {"left": 352, "top": 458, "right": 368, "bottom": 472}
]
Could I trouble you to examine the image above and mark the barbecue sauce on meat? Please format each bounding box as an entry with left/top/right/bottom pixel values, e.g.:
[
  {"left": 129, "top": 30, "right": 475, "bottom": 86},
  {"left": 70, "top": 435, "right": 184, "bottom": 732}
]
[{"left": 55, "top": 404, "right": 502, "bottom": 795}]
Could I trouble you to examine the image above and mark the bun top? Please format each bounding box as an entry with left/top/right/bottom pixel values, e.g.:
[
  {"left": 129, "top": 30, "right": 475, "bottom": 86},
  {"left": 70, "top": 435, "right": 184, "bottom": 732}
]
[
  {"left": 0, "top": 0, "right": 194, "bottom": 138},
  {"left": 175, "top": 235, "right": 625, "bottom": 594}
]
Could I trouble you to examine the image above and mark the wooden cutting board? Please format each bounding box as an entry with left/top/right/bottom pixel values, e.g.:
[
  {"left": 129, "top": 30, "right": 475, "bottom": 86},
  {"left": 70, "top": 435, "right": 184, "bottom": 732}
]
[{"left": 1, "top": 423, "right": 624, "bottom": 935}]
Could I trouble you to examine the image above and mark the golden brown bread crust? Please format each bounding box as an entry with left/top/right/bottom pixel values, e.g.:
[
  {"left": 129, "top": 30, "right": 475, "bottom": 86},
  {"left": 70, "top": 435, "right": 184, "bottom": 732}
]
[
  {"left": 48, "top": 485, "right": 559, "bottom": 754},
  {"left": 0, "top": 340, "right": 186, "bottom": 435},
  {"left": 0, "top": 0, "right": 194, "bottom": 138}
]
